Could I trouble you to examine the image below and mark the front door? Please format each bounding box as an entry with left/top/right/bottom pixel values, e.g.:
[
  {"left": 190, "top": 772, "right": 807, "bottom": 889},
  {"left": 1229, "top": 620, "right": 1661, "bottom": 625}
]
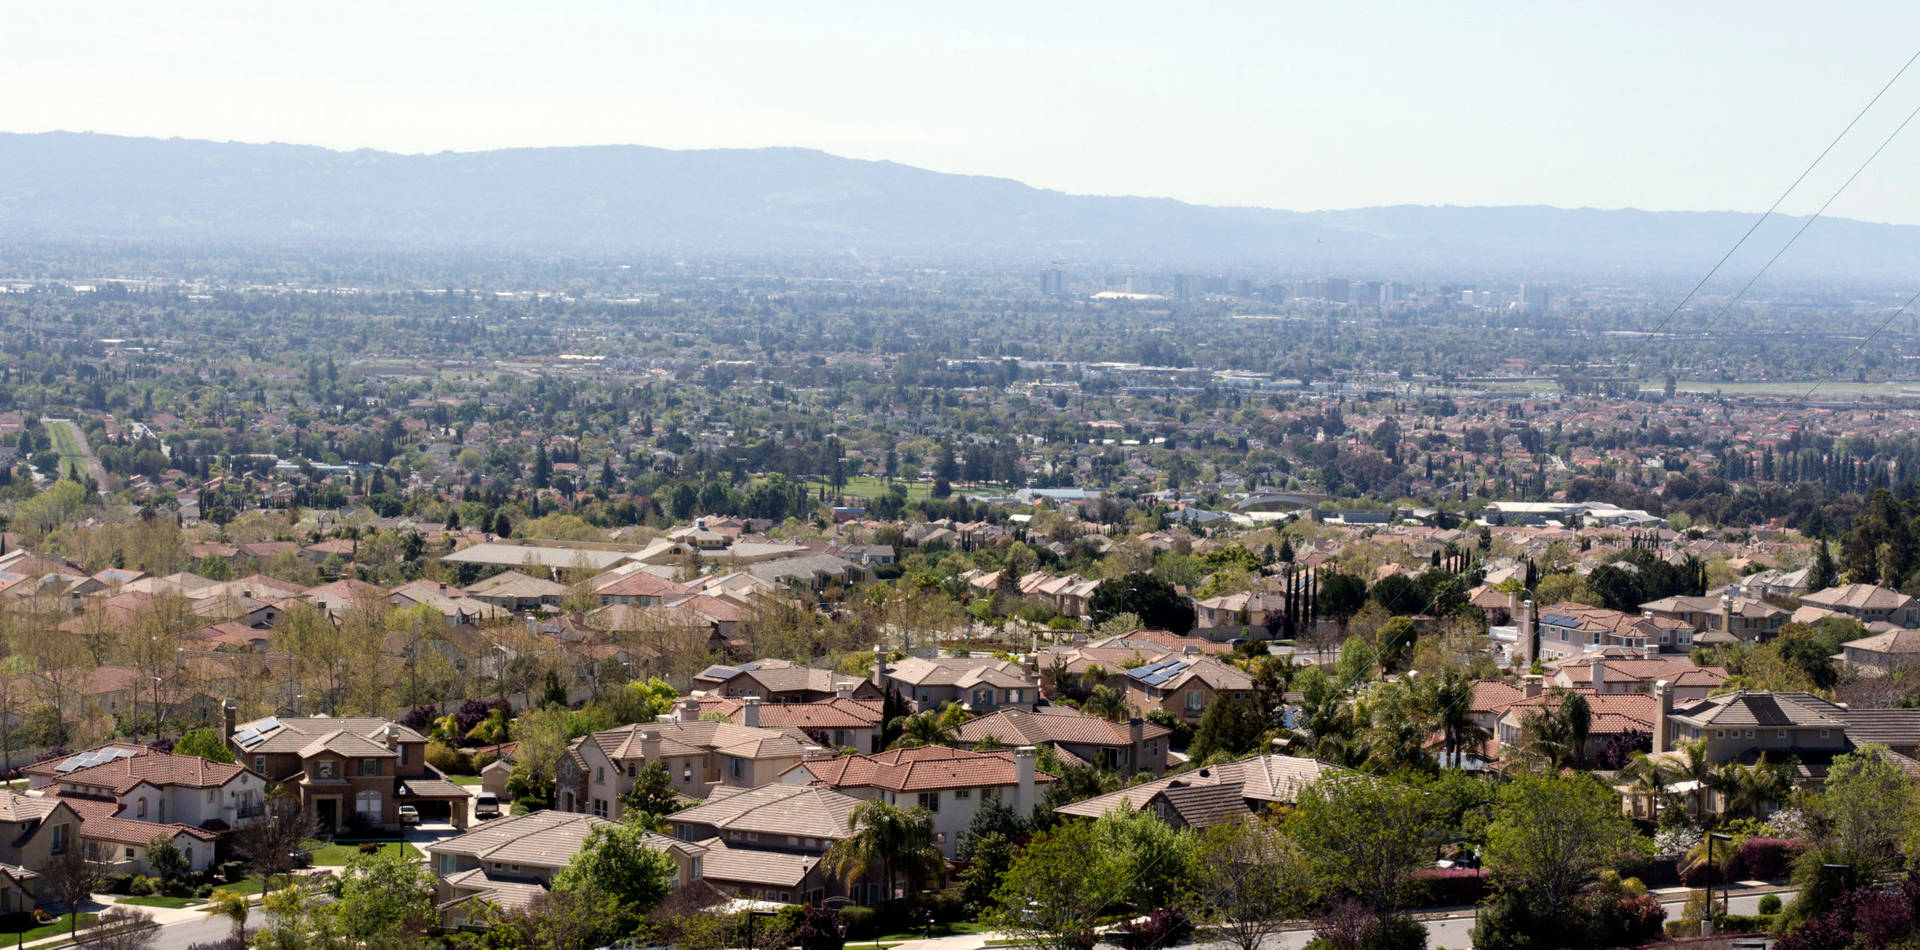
[{"left": 316, "top": 798, "right": 338, "bottom": 836}]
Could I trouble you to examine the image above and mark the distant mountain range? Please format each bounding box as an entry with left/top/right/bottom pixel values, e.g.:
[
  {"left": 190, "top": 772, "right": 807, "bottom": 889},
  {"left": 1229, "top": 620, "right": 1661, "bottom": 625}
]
[{"left": 4, "top": 131, "right": 1919, "bottom": 282}]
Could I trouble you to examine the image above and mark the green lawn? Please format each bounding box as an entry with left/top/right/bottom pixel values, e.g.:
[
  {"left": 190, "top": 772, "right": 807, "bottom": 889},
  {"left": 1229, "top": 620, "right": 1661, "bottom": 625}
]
[
  {"left": 211, "top": 879, "right": 267, "bottom": 897},
  {"left": 869, "top": 921, "right": 996, "bottom": 946},
  {"left": 309, "top": 841, "right": 422, "bottom": 865},
  {"left": 47, "top": 421, "right": 89, "bottom": 469},
  {"left": 447, "top": 774, "right": 484, "bottom": 786},
  {"left": 0, "top": 912, "right": 98, "bottom": 941},
  {"left": 114, "top": 895, "right": 203, "bottom": 909}
]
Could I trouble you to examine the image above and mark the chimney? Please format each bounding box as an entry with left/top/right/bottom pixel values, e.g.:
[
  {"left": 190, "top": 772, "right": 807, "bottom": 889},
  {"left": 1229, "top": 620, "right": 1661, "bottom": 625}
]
[
  {"left": 1522, "top": 674, "right": 1543, "bottom": 699},
  {"left": 741, "top": 696, "right": 762, "bottom": 728},
  {"left": 1013, "top": 746, "right": 1036, "bottom": 813},
  {"left": 833, "top": 683, "right": 854, "bottom": 701},
  {"left": 1718, "top": 595, "right": 1734, "bottom": 638},
  {"left": 1652, "top": 680, "right": 1673, "bottom": 754},
  {"left": 640, "top": 729, "right": 662, "bottom": 761},
  {"left": 870, "top": 645, "right": 887, "bottom": 689},
  {"left": 385, "top": 723, "right": 400, "bottom": 750},
  {"left": 677, "top": 698, "right": 702, "bottom": 723},
  {"left": 1589, "top": 656, "right": 1607, "bottom": 694},
  {"left": 1128, "top": 717, "right": 1145, "bottom": 774},
  {"left": 222, "top": 699, "right": 238, "bottom": 742},
  {"left": 1519, "top": 600, "right": 1537, "bottom": 666}
]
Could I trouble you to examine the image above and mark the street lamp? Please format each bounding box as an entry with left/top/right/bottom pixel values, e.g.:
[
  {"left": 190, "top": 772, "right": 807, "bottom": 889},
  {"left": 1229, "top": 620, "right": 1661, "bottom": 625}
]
[{"left": 1703, "top": 831, "right": 1733, "bottom": 935}]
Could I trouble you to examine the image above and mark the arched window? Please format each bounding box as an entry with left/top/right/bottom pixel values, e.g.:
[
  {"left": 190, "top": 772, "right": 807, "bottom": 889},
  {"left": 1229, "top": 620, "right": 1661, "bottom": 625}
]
[{"left": 355, "top": 791, "right": 381, "bottom": 821}]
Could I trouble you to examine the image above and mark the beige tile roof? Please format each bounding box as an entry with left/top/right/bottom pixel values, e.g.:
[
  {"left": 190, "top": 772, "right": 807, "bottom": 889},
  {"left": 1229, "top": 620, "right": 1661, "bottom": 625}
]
[
  {"left": 693, "top": 837, "right": 814, "bottom": 888},
  {"left": 954, "top": 706, "right": 1169, "bottom": 748},
  {"left": 790, "top": 746, "right": 1056, "bottom": 793},
  {"left": 669, "top": 784, "right": 860, "bottom": 840},
  {"left": 431, "top": 811, "right": 610, "bottom": 868}
]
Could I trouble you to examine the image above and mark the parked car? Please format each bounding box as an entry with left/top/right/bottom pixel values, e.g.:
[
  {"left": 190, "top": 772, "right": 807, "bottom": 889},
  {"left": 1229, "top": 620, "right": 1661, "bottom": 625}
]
[
  {"left": 397, "top": 805, "right": 420, "bottom": 825},
  {"left": 474, "top": 792, "right": 501, "bottom": 819}
]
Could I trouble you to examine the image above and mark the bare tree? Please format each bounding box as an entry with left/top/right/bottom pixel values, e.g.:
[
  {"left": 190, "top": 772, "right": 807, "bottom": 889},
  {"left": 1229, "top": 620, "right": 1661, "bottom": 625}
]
[
  {"left": 231, "top": 785, "right": 317, "bottom": 893},
  {"left": 1190, "top": 819, "right": 1308, "bottom": 950},
  {"left": 43, "top": 842, "right": 112, "bottom": 938},
  {"left": 77, "top": 906, "right": 159, "bottom": 950}
]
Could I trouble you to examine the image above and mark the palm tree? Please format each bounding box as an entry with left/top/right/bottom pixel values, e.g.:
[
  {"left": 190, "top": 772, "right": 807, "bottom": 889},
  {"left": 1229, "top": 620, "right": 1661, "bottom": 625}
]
[
  {"left": 1080, "top": 685, "right": 1135, "bottom": 722},
  {"left": 205, "top": 889, "right": 251, "bottom": 944},
  {"left": 1418, "top": 668, "right": 1491, "bottom": 768},
  {"left": 1673, "top": 739, "right": 1715, "bottom": 821},
  {"left": 888, "top": 711, "right": 958, "bottom": 749},
  {"left": 1620, "top": 751, "right": 1677, "bottom": 821},
  {"left": 822, "top": 800, "right": 946, "bottom": 901}
]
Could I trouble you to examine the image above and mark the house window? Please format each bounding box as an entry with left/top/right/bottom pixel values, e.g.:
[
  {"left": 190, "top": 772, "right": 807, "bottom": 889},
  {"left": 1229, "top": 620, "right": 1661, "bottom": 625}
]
[
  {"left": 731, "top": 758, "right": 743, "bottom": 779},
  {"left": 359, "top": 758, "right": 381, "bottom": 777},
  {"left": 682, "top": 765, "right": 693, "bottom": 783},
  {"left": 1745, "top": 730, "right": 1755, "bottom": 739},
  {"left": 124, "top": 848, "right": 134, "bottom": 860},
  {"left": 593, "top": 799, "right": 608, "bottom": 818},
  {"left": 627, "top": 764, "right": 637, "bottom": 778},
  {"left": 184, "top": 846, "right": 192, "bottom": 866},
  {"left": 1186, "top": 691, "right": 1204, "bottom": 711},
  {"left": 1008, "top": 690, "right": 1022, "bottom": 703},
  {"left": 1820, "top": 729, "right": 1830, "bottom": 738},
  {"left": 595, "top": 768, "right": 605, "bottom": 785},
  {"left": 917, "top": 792, "right": 939, "bottom": 812},
  {"left": 355, "top": 791, "right": 381, "bottom": 820},
  {"left": 137, "top": 799, "right": 147, "bottom": 818},
  {"left": 253, "top": 756, "right": 266, "bottom": 774},
  {"left": 49, "top": 824, "right": 66, "bottom": 856},
  {"left": 1777, "top": 730, "right": 1787, "bottom": 739},
  {"left": 1715, "top": 730, "right": 1724, "bottom": 739},
  {"left": 316, "top": 760, "right": 337, "bottom": 780},
  {"left": 954, "top": 789, "right": 971, "bottom": 799},
  {"left": 397, "top": 745, "right": 408, "bottom": 765},
  {"left": 690, "top": 856, "right": 702, "bottom": 879}
]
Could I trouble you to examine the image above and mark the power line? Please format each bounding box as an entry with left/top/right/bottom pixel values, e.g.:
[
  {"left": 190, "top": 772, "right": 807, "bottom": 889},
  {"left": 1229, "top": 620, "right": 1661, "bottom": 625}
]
[
  {"left": 1621, "top": 47, "right": 1920, "bottom": 375},
  {"left": 1802, "top": 286, "right": 1920, "bottom": 401},
  {"left": 1670, "top": 94, "right": 1920, "bottom": 357}
]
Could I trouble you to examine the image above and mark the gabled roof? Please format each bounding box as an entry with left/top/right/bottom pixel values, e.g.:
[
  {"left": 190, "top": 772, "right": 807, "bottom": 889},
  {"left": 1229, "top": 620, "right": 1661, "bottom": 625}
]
[
  {"left": 231, "top": 715, "right": 425, "bottom": 755},
  {"left": 574, "top": 719, "right": 818, "bottom": 764},
  {"left": 787, "top": 746, "right": 1057, "bottom": 792},
  {"left": 1054, "top": 754, "right": 1345, "bottom": 825},
  {"left": 695, "top": 697, "right": 885, "bottom": 730},
  {"left": 428, "top": 811, "right": 615, "bottom": 867},
  {"left": 1669, "top": 691, "right": 1846, "bottom": 730},
  {"left": 693, "top": 837, "right": 814, "bottom": 888},
  {"left": 886, "top": 656, "right": 1037, "bottom": 690},
  {"left": 1124, "top": 655, "right": 1253, "bottom": 692},
  {"left": 669, "top": 785, "right": 861, "bottom": 840},
  {"left": 55, "top": 753, "right": 249, "bottom": 793},
  {"left": 953, "top": 706, "right": 1170, "bottom": 748},
  {"left": 1801, "top": 584, "right": 1915, "bottom": 612}
]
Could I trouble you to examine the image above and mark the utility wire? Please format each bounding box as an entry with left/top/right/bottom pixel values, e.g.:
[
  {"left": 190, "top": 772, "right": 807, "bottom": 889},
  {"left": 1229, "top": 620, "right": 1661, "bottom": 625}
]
[
  {"left": 1803, "top": 286, "right": 1920, "bottom": 401},
  {"left": 1670, "top": 95, "right": 1920, "bottom": 355},
  {"left": 1621, "top": 47, "right": 1920, "bottom": 374}
]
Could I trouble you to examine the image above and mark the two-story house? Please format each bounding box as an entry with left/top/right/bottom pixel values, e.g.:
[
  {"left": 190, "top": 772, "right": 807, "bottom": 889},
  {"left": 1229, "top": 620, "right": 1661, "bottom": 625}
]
[
  {"left": 880, "top": 656, "right": 1040, "bottom": 712},
  {"left": 556, "top": 703, "right": 822, "bottom": 820},
  {"left": 0, "top": 791, "right": 84, "bottom": 913},
  {"left": 667, "top": 784, "right": 864, "bottom": 905},
  {"left": 1798, "top": 584, "right": 1920, "bottom": 628},
  {"left": 1840, "top": 625, "right": 1920, "bottom": 673},
  {"left": 225, "top": 705, "right": 470, "bottom": 834},
  {"left": 694, "top": 695, "right": 887, "bottom": 754},
  {"left": 1054, "top": 754, "right": 1345, "bottom": 830},
  {"left": 952, "top": 707, "right": 1172, "bottom": 776},
  {"left": 1190, "top": 591, "right": 1288, "bottom": 640},
  {"left": 780, "top": 746, "right": 1048, "bottom": 857},
  {"left": 1640, "top": 593, "right": 1787, "bottom": 644},
  {"left": 429, "top": 811, "right": 705, "bottom": 929},
  {"left": 1533, "top": 603, "right": 1692, "bottom": 659},
  {"left": 1122, "top": 656, "right": 1254, "bottom": 722},
  {"left": 36, "top": 751, "right": 266, "bottom": 873},
  {"left": 692, "top": 659, "right": 882, "bottom": 704},
  {"left": 1546, "top": 650, "right": 1728, "bottom": 699}
]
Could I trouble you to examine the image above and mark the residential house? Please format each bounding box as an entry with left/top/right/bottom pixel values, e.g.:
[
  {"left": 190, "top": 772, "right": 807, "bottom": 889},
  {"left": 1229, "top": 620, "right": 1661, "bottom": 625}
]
[
  {"left": 782, "top": 746, "right": 1048, "bottom": 857},
  {"left": 880, "top": 656, "right": 1040, "bottom": 712},
  {"left": 1534, "top": 602, "right": 1693, "bottom": 659},
  {"left": 463, "top": 571, "right": 570, "bottom": 613},
  {"left": 0, "top": 792, "right": 84, "bottom": 912},
  {"left": 693, "top": 660, "right": 882, "bottom": 704},
  {"left": 1495, "top": 688, "right": 1657, "bottom": 757},
  {"left": 1640, "top": 593, "right": 1787, "bottom": 644},
  {"left": 224, "top": 706, "right": 471, "bottom": 833},
  {"left": 952, "top": 706, "right": 1173, "bottom": 776},
  {"left": 666, "top": 784, "right": 864, "bottom": 905},
  {"left": 1546, "top": 650, "right": 1729, "bottom": 700},
  {"left": 556, "top": 704, "right": 822, "bottom": 820},
  {"left": 1798, "top": 584, "right": 1920, "bottom": 628},
  {"left": 1191, "top": 591, "right": 1288, "bottom": 639},
  {"left": 694, "top": 696, "right": 887, "bottom": 754},
  {"left": 1054, "top": 754, "right": 1344, "bottom": 829},
  {"left": 1122, "top": 655, "right": 1254, "bottom": 722},
  {"left": 429, "top": 811, "right": 705, "bottom": 929},
  {"left": 1840, "top": 626, "right": 1920, "bottom": 674},
  {"left": 37, "top": 751, "right": 266, "bottom": 834}
]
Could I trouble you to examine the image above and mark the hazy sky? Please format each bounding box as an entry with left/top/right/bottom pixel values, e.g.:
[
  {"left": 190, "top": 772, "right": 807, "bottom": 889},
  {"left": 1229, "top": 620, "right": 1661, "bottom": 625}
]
[{"left": 8, "top": 2, "right": 1920, "bottom": 222}]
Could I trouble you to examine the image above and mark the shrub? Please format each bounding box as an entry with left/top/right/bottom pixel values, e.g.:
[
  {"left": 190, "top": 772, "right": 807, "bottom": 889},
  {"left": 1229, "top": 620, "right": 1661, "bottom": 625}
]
[
  {"left": 1759, "top": 895, "right": 1783, "bottom": 915},
  {"left": 1732, "top": 837, "right": 1800, "bottom": 881},
  {"left": 795, "top": 905, "right": 847, "bottom": 950},
  {"left": 837, "top": 906, "right": 876, "bottom": 939},
  {"left": 1412, "top": 868, "right": 1487, "bottom": 908},
  {"left": 216, "top": 861, "right": 246, "bottom": 884},
  {"left": 1125, "top": 906, "right": 1193, "bottom": 950},
  {"left": 425, "top": 740, "right": 471, "bottom": 774}
]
